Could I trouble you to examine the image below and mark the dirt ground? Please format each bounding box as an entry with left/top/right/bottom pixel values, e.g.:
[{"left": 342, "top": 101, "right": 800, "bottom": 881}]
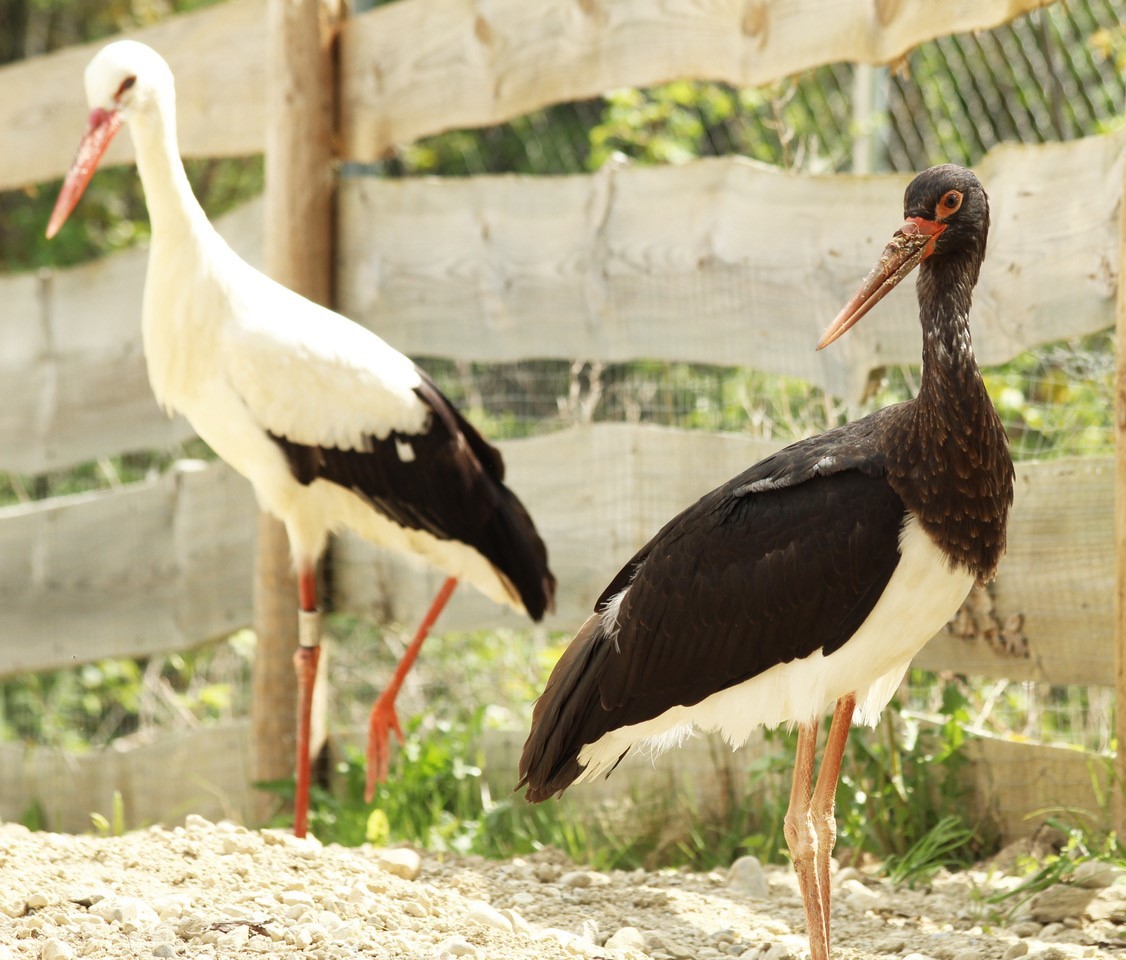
[{"left": 0, "top": 817, "right": 1123, "bottom": 959}]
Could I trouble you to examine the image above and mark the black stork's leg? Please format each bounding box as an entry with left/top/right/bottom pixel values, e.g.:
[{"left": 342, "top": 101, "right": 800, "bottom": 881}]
[
  {"left": 810, "top": 694, "right": 857, "bottom": 958},
  {"left": 784, "top": 719, "right": 829, "bottom": 960},
  {"left": 364, "top": 576, "right": 459, "bottom": 802},
  {"left": 293, "top": 564, "right": 321, "bottom": 839}
]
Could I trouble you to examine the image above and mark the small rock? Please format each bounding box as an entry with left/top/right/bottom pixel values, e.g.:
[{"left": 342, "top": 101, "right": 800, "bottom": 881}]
[
  {"left": 40, "top": 941, "right": 74, "bottom": 960},
  {"left": 465, "top": 900, "right": 512, "bottom": 933},
  {"left": 560, "top": 870, "right": 595, "bottom": 888},
  {"left": 26, "top": 893, "right": 50, "bottom": 910},
  {"left": 373, "top": 848, "right": 422, "bottom": 881},
  {"left": 727, "top": 856, "right": 768, "bottom": 899},
  {"left": 1002, "top": 944, "right": 1030, "bottom": 960},
  {"left": 645, "top": 931, "right": 694, "bottom": 959},
  {"left": 1028, "top": 886, "right": 1096, "bottom": 923},
  {"left": 760, "top": 944, "right": 798, "bottom": 960},
  {"left": 152, "top": 945, "right": 176, "bottom": 958},
  {"left": 1009, "top": 921, "right": 1043, "bottom": 938},
  {"left": 1087, "top": 886, "right": 1126, "bottom": 922},
  {"left": 902, "top": 954, "right": 940, "bottom": 960},
  {"left": 833, "top": 866, "right": 862, "bottom": 888},
  {"left": 841, "top": 878, "right": 881, "bottom": 911},
  {"left": 88, "top": 896, "right": 160, "bottom": 932},
  {"left": 1072, "top": 861, "right": 1122, "bottom": 889},
  {"left": 605, "top": 927, "right": 646, "bottom": 952},
  {"left": 952, "top": 950, "right": 986, "bottom": 960}
]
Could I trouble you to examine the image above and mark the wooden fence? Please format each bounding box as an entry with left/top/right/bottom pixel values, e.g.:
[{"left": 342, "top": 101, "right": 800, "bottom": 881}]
[{"left": 0, "top": 0, "right": 1121, "bottom": 837}]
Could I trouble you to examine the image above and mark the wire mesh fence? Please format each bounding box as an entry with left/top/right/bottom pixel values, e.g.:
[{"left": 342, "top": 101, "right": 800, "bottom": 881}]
[{"left": 1, "top": 0, "right": 1123, "bottom": 763}]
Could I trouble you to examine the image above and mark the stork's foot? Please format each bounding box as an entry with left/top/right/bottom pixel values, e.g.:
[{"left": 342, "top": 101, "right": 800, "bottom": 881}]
[{"left": 365, "top": 693, "right": 404, "bottom": 801}]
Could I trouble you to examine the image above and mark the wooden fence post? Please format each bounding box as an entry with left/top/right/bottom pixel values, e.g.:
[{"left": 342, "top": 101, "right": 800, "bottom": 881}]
[
  {"left": 251, "top": 0, "right": 339, "bottom": 824},
  {"left": 1116, "top": 157, "right": 1126, "bottom": 839}
]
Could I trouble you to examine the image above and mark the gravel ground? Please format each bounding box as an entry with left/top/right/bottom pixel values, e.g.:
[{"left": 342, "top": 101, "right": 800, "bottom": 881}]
[{"left": 0, "top": 817, "right": 1124, "bottom": 959}]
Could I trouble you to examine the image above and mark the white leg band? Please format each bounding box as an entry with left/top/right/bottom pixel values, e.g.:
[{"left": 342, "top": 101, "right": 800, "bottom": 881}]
[{"left": 298, "top": 608, "right": 322, "bottom": 649}]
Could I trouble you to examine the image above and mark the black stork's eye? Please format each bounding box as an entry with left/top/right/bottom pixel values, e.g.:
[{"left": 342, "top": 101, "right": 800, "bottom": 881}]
[
  {"left": 116, "top": 75, "right": 137, "bottom": 98},
  {"left": 938, "top": 190, "right": 963, "bottom": 217}
]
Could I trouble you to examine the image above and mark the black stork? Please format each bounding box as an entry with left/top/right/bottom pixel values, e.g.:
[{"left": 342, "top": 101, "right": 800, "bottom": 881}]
[
  {"left": 518, "top": 164, "right": 1013, "bottom": 960},
  {"left": 45, "top": 40, "right": 556, "bottom": 839}
]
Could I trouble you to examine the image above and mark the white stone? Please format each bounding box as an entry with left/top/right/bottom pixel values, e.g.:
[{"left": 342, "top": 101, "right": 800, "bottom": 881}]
[
  {"left": 842, "top": 878, "right": 881, "bottom": 911},
  {"left": 1002, "top": 944, "right": 1030, "bottom": 960},
  {"left": 372, "top": 848, "right": 422, "bottom": 881},
  {"left": 605, "top": 927, "right": 646, "bottom": 952},
  {"left": 433, "top": 935, "right": 478, "bottom": 958},
  {"left": 465, "top": 899, "right": 513, "bottom": 933},
  {"left": 1073, "top": 861, "right": 1124, "bottom": 889},
  {"left": 727, "top": 856, "right": 768, "bottom": 899},
  {"left": 40, "top": 940, "right": 75, "bottom": 960},
  {"left": 88, "top": 895, "right": 160, "bottom": 932}
]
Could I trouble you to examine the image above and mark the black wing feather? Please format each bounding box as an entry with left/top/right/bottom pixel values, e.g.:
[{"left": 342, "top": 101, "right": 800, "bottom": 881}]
[
  {"left": 521, "top": 420, "right": 905, "bottom": 800},
  {"left": 269, "top": 369, "right": 555, "bottom": 621}
]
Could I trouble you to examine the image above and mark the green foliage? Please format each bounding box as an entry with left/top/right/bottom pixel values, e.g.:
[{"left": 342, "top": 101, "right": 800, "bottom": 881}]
[
  {"left": 983, "top": 809, "right": 1126, "bottom": 920},
  {"left": 836, "top": 683, "right": 984, "bottom": 877}
]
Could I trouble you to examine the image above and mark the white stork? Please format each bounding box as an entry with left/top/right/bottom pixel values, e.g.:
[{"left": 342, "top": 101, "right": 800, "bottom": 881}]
[{"left": 47, "top": 40, "right": 555, "bottom": 838}]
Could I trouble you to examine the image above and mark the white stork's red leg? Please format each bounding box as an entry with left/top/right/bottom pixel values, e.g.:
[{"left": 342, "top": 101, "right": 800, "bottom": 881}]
[
  {"left": 293, "top": 564, "right": 321, "bottom": 839},
  {"left": 810, "top": 694, "right": 857, "bottom": 957},
  {"left": 784, "top": 721, "right": 829, "bottom": 960},
  {"left": 365, "top": 576, "right": 459, "bottom": 801}
]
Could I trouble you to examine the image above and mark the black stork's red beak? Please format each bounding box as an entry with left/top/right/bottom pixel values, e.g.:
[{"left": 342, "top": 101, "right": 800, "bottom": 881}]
[
  {"left": 46, "top": 106, "right": 123, "bottom": 239},
  {"left": 817, "top": 215, "right": 947, "bottom": 350}
]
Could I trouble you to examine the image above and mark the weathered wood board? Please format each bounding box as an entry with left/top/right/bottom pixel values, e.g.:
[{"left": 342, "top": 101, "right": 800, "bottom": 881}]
[
  {"left": 340, "top": 0, "right": 1056, "bottom": 161},
  {"left": 0, "top": 460, "right": 257, "bottom": 678},
  {"left": 1, "top": 0, "right": 1061, "bottom": 191},
  {"left": 338, "top": 132, "right": 1123, "bottom": 402},
  {"left": 0, "top": 0, "right": 267, "bottom": 192},
  {"left": 0, "top": 717, "right": 1104, "bottom": 843},
  {"left": 4, "top": 133, "right": 1120, "bottom": 474},
  {"left": 0, "top": 720, "right": 254, "bottom": 834},
  {"left": 0, "top": 198, "right": 263, "bottom": 475},
  {"left": 1, "top": 424, "right": 1113, "bottom": 686}
]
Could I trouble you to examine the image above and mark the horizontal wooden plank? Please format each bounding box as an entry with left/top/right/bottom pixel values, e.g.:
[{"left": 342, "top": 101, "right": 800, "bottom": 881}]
[
  {"left": 0, "top": 460, "right": 257, "bottom": 678},
  {"left": 338, "top": 131, "right": 1124, "bottom": 401},
  {"left": 0, "top": 719, "right": 254, "bottom": 833},
  {"left": 4, "top": 133, "right": 1117, "bottom": 473},
  {"left": 3, "top": 0, "right": 1057, "bottom": 191},
  {"left": 0, "top": 423, "right": 1110, "bottom": 687},
  {"left": 341, "top": 0, "right": 1055, "bottom": 161},
  {"left": 2, "top": 716, "right": 1099, "bottom": 842},
  {"left": 0, "top": 197, "right": 263, "bottom": 475},
  {"left": 335, "top": 423, "right": 1114, "bottom": 687},
  {"left": 0, "top": 0, "right": 267, "bottom": 192}
]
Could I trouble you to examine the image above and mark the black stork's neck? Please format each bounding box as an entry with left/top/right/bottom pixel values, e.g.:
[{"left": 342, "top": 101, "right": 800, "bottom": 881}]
[{"left": 886, "top": 251, "right": 1014, "bottom": 582}]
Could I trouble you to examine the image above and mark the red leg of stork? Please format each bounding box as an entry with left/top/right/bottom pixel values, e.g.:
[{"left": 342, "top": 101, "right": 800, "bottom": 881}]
[
  {"left": 783, "top": 694, "right": 857, "bottom": 960},
  {"left": 364, "top": 576, "right": 459, "bottom": 802},
  {"left": 293, "top": 565, "right": 321, "bottom": 839}
]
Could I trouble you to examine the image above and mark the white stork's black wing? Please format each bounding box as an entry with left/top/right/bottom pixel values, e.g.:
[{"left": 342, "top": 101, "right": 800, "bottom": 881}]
[{"left": 271, "top": 370, "right": 555, "bottom": 621}]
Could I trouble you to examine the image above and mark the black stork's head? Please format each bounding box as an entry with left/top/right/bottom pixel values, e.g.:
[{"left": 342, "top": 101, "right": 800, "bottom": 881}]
[{"left": 818, "top": 164, "right": 989, "bottom": 349}]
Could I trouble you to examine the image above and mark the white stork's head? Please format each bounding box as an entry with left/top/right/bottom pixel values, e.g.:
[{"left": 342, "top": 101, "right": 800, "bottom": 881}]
[{"left": 46, "top": 41, "right": 175, "bottom": 238}]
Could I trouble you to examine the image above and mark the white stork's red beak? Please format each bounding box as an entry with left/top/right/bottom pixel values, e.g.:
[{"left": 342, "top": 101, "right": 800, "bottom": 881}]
[
  {"left": 817, "top": 216, "right": 947, "bottom": 350},
  {"left": 45, "top": 106, "right": 123, "bottom": 239}
]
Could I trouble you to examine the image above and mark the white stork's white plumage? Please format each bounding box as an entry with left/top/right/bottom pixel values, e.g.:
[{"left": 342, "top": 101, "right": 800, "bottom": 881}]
[{"left": 48, "top": 40, "right": 555, "bottom": 838}]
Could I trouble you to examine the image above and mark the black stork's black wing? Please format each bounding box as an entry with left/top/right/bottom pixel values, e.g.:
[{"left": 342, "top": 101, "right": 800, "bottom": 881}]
[
  {"left": 520, "top": 415, "right": 906, "bottom": 799},
  {"left": 270, "top": 369, "right": 555, "bottom": 621}
]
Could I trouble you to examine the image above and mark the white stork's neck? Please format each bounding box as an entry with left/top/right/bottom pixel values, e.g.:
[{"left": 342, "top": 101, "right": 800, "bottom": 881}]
[{"left": 127, "top": 94, "right": 209, "bottom": 238}]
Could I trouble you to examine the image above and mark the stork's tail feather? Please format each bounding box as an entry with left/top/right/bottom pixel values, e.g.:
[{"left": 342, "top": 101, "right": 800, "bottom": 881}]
[{"left": 518, "top": 612, "right": 614, "bottom": 802}]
